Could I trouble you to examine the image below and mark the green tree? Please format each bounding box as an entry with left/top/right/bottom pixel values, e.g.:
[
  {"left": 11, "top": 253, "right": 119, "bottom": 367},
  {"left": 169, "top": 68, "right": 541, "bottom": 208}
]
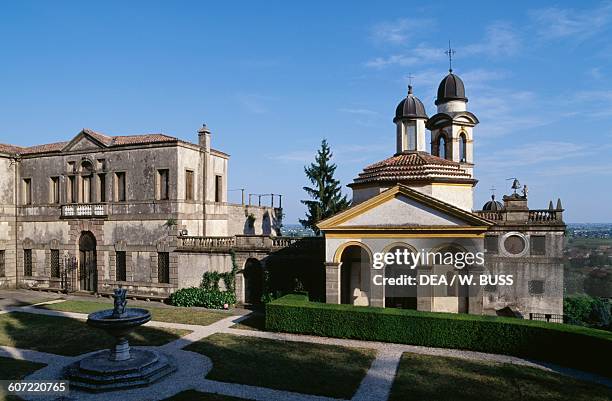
[{"left": 300, "top": 139, "right": 350, "bottom": 235}]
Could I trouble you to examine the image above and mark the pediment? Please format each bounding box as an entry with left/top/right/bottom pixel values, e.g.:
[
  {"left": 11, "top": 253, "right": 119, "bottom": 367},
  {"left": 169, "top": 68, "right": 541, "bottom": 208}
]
[
  {"left": 318, "top": 185, "right": 492, "bottom": 231},
  {"left": 62, "top": 130, "right": 108, "bottom": 152}
]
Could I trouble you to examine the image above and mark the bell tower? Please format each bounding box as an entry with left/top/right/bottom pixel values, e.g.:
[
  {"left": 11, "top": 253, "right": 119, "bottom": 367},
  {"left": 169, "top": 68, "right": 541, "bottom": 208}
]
[{"left": 393, "top": 85, "right": 428, "bottom": 154}]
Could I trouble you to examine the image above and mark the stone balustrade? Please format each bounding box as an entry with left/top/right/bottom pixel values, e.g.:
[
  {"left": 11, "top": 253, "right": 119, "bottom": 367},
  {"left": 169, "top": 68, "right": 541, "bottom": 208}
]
[
  {"left": 474, "top": 208, "right": 563, "bottom": 224},
  {"left": 61, "top": 203, "right": 108, "bottom": 218},
  {"left": 176, "top": 235, "right": 323, "bottom": 252}
]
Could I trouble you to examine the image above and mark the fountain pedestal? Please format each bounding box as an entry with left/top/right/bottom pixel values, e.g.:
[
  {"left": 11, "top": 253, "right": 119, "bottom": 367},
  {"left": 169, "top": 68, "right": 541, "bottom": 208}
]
[{"left": 66, "top": 289, "right": 175, "bottom": 392}]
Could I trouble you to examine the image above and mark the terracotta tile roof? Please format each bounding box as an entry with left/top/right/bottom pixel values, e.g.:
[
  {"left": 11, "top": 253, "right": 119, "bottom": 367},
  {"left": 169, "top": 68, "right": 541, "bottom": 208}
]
[
  {"left": 352, "top": 151, "right": 473, "bottom": 185},
  {"left": 20, "top": 142, "right": 68, "bottom": 155},
  {"left": 0, "top": 143, "right": 25, "bottom": 155}
]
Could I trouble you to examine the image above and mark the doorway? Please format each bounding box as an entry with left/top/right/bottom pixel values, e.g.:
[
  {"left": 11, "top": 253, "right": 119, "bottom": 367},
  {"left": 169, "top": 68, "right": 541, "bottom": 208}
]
[{"left": 79, "top": 231, "right": 97, "bottom": 292}]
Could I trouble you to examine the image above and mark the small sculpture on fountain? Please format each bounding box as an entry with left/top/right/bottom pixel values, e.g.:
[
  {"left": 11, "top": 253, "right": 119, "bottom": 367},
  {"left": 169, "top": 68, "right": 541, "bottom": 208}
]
[{"left": 111, "top": 287, "right": 128, "bottom": 318}]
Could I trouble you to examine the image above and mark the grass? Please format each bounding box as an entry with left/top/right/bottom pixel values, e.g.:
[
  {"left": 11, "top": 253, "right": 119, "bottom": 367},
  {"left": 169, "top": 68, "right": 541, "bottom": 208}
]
[
  {"left": 0, "top": 312, "right": 189, "bottom": 356},
  {"left": 185, "top": 333, "right": 375, "bottom": 399},
  {"left": 389, "top": 352, "right": 612, "bottom": 401},
  {"left": 163, "top": 391, "right": 248, "bottom": 401},
  {"left": 36, "top": 300, "right": 229, "bottom": 326},
  {"left": 231, "top": 314, "right": 265, "bottom": 331},
  {"left": 0, "top": 357, "right": 46, "bottom": 401}
]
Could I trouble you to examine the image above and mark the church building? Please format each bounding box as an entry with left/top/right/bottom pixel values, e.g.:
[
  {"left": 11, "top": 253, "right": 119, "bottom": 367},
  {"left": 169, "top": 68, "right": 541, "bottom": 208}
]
[{"left": 318, "top": 69, "right": 566, "bottom": 318}]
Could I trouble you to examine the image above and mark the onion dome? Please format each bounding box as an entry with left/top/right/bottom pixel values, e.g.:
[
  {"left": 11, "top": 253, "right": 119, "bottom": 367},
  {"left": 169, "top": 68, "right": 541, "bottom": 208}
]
[
  {"left": 482, "top": 195, "right": 504, "bottom": 211},
  {"left": 435, "top": 73, "right": 467, "bottom": 105},
  {"left": 394, "top": 85, "right": 428, "bottom": 122}
]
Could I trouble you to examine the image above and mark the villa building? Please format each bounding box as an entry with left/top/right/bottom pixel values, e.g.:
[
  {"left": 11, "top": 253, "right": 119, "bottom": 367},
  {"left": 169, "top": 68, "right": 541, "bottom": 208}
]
[
  {"left": 318, "top": 71, "right": 566, "bottom": 318},
  {"left": 0, "top": 126, "right": 285, "bottom": 301}
]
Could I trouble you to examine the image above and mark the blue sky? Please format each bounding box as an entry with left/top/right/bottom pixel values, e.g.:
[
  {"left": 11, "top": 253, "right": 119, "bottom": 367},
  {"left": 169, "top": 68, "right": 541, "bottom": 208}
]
[{"left": 1, "top": 1, "right": 611, "bottom": 223}]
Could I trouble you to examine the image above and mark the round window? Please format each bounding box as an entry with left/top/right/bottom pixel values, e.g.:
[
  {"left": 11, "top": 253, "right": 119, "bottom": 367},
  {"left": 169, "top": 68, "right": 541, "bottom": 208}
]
[{"left": 503, "top": 235, "right": 526, "bottom": 255}]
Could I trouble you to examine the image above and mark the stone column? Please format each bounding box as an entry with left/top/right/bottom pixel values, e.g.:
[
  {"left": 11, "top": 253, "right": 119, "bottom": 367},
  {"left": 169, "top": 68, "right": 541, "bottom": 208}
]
[{"left": 325, "top": 262, "right": 340, "bottom": 304}]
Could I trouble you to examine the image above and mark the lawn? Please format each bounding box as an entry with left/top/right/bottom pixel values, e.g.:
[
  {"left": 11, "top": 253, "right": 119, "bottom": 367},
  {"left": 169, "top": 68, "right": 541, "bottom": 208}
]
[
  {"left": 230, "top": 314, "right": 265, "bottom": 331},
  {"left": 389, "top": 352, "right": 612, "bottom": 401},
  {"left": 0, "top": 312, "right": 189, "bottom": 356},
  {"left": 36, "top": 300, "right": 229, "bottom": 326},
  {"left": 164, "top": 391, "right": 247, "bottom": 401},
  {"left": 185, "top": 333, "right": 375, "bottom": 399}
]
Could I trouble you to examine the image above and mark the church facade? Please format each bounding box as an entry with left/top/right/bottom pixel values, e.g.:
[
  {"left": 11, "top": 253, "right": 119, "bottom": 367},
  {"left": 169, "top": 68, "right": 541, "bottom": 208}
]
[
  {"left": 318, "top": 71, "right": 565, "bottom": 318},
  {"left": 0, "top": 126, "right": 282, "bottom": 300}
]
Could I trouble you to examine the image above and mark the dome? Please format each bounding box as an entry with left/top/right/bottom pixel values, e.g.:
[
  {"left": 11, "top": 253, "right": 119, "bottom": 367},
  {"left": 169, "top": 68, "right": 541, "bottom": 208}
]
[
  {"left": 482, "top": 195, "right": 504, "bottom": 211},
  {"left": 435, "top": 72, "right": 467, "bottom": 105},
  {"left": 393, "top": 85, "right": 428, "bottom": 122}
]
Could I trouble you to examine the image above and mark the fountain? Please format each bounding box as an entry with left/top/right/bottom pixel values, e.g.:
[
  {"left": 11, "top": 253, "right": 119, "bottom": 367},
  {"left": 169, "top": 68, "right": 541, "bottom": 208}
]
[{"left": 66, "top": 288, "right": 175, "bottom": 391}]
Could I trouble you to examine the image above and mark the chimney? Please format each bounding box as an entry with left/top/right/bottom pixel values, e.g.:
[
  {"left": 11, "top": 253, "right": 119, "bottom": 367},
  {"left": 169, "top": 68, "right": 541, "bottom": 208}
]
[{"left": 198, "top": 124, "right": 211, "bottom": 152}]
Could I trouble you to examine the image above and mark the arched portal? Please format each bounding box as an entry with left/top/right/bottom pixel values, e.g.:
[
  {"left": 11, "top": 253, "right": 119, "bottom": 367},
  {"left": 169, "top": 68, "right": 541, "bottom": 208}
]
[
  {"left": 384, "top": 245, "right": 418, "bottom": 309},
  {"left": 79, "top": 231, "right": 97, "bottom": 292},
  {"left": 339, "top": 245, "right": 371, "bottom": 305},
  {"left": 244, "top": 258, "right": 263, "bottom": 304}
]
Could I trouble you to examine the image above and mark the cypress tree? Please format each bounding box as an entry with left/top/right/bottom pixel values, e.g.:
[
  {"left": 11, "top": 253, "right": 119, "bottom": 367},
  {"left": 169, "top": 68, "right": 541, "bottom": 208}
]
[{"left": 300, "top": 139, "right": 350, "bottom": 235}]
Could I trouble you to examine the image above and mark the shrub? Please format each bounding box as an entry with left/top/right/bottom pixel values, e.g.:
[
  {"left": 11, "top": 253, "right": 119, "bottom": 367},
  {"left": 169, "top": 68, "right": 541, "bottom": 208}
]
[
  {"left": 564, "top": 294, "right": 611, "bottom": 330},
  {"left": 266, "top": 294, "right": 612, "bottom": 377},
  {"left": 169, "top": 287, "right": 236, "bottom": 309}
]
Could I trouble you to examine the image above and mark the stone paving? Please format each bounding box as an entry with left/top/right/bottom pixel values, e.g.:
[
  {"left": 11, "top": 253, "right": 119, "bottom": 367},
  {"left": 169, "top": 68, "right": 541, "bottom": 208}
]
[{"left": 0, "top": 296, "right": 610, "bottom": 401}]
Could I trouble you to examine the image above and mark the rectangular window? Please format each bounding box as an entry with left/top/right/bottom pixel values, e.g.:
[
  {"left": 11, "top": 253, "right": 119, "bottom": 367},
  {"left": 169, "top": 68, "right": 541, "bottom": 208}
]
[
  {"left": 116, "top": 251, "right": 126, "bottom": 281},
  {"left": 157, "top": 169, "right": 169, "bottom": 200},
  {"left": 530, "top": 236, "right": 546, "bottom": 256},
  {"left": 215, "top": 175, "right": 222, "bottom": 203},
  {"left": 0, "top": 250, "right": 5, "bottom": 277},
  {"left": 50, "top": 177, "right": 60, "bottom": 204},
  {"left": 98, "top": 174, "right": 106, "bottom": 202},
  {"left": 67, "top": 176, "right": 76, "bottom": 203},
  {"left": 485, "top": 236, "right": 498, "bottom": 254},
  {"left": 24, "top": 249, "right": 32, "bottom": 276},
  {"left": 50, "top": 249, "right": 60, "bottom": 278},
  {"left": 158, "top": 252, "right": 170, "bottom": 283},
  {"left": 23, "top": 178, "right": 32, "bottom": 205},
  {"left": 115, "top": 172, "right": 126, "bottom": 201},
  {"left": 185, "top": 170, "right": 194, "bottom": 201},
  {"left": 528, "top": 280, "right": 545, "bottom": 295}
]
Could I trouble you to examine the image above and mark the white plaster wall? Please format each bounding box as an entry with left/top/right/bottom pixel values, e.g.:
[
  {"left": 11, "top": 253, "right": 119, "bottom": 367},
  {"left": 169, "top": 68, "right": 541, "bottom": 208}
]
[
  {"left": 339, "top": 195, "right": 465, "bottom": 227},
  {"left": 429, "top": 184, "right": 474, "bottom": 211},
  {"left": 103, "top": 221, "right": 170, "bottom": 244},
  {"left": 437, "top": 100, "right": 466, "bottom": 113}
]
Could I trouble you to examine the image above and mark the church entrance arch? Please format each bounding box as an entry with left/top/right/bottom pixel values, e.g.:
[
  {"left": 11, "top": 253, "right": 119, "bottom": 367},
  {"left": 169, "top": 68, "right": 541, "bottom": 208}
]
[{"left": 338, "top": 244, "right": 371, "bottom": 305}]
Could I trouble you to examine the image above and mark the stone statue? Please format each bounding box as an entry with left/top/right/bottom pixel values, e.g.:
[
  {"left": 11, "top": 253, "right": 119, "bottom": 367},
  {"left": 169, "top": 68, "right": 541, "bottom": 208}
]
[
  {"left": 522, "top": 184, "right": 528, "bottom": 199},
  {"left": 112, "top": 287, "right": 128, "bottom": 318}
]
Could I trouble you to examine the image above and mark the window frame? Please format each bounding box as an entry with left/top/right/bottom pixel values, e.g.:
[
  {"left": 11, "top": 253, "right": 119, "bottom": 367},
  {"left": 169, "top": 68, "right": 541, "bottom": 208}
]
[
  {"left": 157, "top": 252, "right": 170, "bottom": 283},
  {"left": 185, "top": 170, "right": 194, "bottom": 201},
  {"left": 115, "top": 171, "right": 127, "bottom": 202},
  {"left": 23, "top": 249, "right": 33, "bottom": 277},
  {"left": 157, "top": 169, "right": 170, "bottom": 201},
  {"left": 116, "top": 251, "right": 127, "bottom": 281},
  {"left": 23, "top": 178, "right": 32, "bottom": 205}
]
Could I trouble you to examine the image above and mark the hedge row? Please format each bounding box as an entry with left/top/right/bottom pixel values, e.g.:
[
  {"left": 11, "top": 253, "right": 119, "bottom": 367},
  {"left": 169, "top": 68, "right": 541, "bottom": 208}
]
[
  {"left": 266, "top": 294, "right": 612, "bottom": 377},
  {"left": 169, "top": 287, "right": 236, "bottom": 309}
]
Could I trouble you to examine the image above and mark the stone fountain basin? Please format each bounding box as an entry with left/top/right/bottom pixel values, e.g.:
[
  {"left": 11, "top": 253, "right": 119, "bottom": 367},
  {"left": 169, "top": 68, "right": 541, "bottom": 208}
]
[{"left": 87, "top": 308, "right": 152, "bottom": 334}]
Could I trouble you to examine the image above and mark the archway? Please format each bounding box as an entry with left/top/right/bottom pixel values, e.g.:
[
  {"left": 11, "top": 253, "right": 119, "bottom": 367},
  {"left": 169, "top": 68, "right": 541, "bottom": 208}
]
[
  {"left": 244, "top": 258, "right": 263, "bottom": 304},
  {"left": 384, "top": 245, "right": 418, "bottom": 309},
  {"left": 79, "top": 231, "right": 97, "bottom": 292},
  {"left": 338, "top": 245, "right": 370, "bottom": 305}
]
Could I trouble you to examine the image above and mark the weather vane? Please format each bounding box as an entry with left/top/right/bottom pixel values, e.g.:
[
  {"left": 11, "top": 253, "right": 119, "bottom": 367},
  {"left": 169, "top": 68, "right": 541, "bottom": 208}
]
[{"left": 445, "top": 40, "right": 455, "bottom": 72}]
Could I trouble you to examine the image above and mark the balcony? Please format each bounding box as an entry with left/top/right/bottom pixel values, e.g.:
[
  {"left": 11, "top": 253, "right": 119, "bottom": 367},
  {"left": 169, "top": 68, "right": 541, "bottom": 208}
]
[{"left": 61, "top": 203, "right": 108, "bottom": 218}]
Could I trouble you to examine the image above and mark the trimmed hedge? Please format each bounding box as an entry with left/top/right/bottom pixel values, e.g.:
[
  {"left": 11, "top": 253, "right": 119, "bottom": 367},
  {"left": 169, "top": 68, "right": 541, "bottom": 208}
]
[
  {"left": 266, "top": 294, "right": 612, "bottom": 377},
  {"left": 169, "top": 287, "right": 236, "bottom": 309}
]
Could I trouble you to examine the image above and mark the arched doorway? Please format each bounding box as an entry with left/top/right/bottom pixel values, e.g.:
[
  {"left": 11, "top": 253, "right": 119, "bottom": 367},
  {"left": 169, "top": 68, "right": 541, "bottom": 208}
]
[
  {"left": 384, "top": 245, "right": 418, "bottom": 310},
  {"left": 244, "top": 258, "right": 263, "bottom": 304},
  {"left": 339, "top": 245, "right": 370, "bottom": 305},
  {"left": 79, "top": 231, "right": 97, "bottom": 292}
]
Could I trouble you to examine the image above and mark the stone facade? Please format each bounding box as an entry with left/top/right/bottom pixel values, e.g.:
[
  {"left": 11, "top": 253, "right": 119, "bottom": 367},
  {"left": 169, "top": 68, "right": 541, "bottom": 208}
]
[{"left": 0, "top": 127, "right": 283, "bottom": 299}]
